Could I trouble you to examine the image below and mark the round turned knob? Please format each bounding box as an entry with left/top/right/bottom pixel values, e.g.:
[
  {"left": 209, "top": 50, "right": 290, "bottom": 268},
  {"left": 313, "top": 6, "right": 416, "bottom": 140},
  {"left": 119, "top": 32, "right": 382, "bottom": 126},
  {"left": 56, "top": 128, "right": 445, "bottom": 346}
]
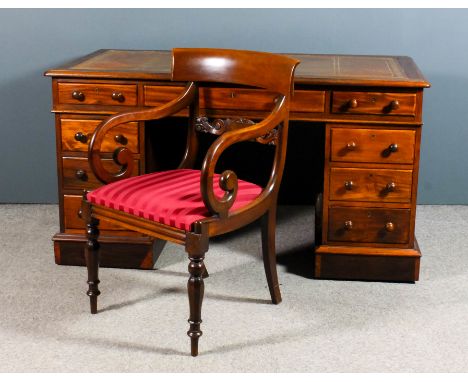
[
  {"left": 344, "top": 180, "right": 354, "bottom": 190},
  {"left": 344, "top": 220, "right": 353, "bottom": 230},
  {"left": 74, "top": 132, "right": 88, "bottom": 143},
  {"left": 386, "top": 182, "right": 396, "bottom": 192},
  {"left": 72, "top": 91, "right": 85, "bottom": 101},
  {"left": 348, "top": 99, "right": 358, "bottom": 108},
  {"left": 111, "top": 92, "right": 125, "bottom": 102},
  {"left": 77, "top": 209, "right": 83, "bottom": 219},
  {"left": 346, "top": 141, "right": 357, "bottom": 150},
  {"left": 389, "top": 100, "right": 400, "bottom": 110},
  {"left": 388, "top": 143, "right": 398, "bottom": 153},
  {"left": 75, "top": 169, "right": 87, "bottom": 181},
  {"left": 385, "top": 222, "right": 395, "bottom": 232},
  {"left": 114, "top": 134, "right": 128, "bottom": 145}
]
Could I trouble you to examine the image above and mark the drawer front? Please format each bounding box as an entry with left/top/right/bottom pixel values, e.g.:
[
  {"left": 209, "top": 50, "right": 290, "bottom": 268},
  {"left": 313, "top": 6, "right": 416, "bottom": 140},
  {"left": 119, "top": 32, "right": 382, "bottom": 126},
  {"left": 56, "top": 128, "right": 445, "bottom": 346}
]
[
  {"left": 61, "top": 119, "right": 139, "bottom": 153},
  {"left": 291, "top": 90, "right": 326, "bottom": 113},
  {"left": 198, "top": 88, "right": 325, "bottom": 113},
  {"left": 62, "top": 157, "right": 139, "bottom": 190},
  {"left": 328, "top": 206, "right": 410, "bottom": 244},
  {"left": 145, "top": 86, "right": 325, "bottom": 113},
  {"left": 58, "top": 83, "right": 137, "bottom": 106},
  {"left": 330, "top": 127, "right": 415, "bottom": 164},
  {"left": 199, "top": 87, "right": 276, "bottom": 111},
  {"left": 329, "top": 167, "right": 413, "bottom": 203},
  {"left": 63, "top": 195, "right": 123, "bottom": 230},
  {"left": 331, "top": 91, "right": 416, "bottom": 116},
  {"left": 144, "top": 85, "right": 185, "bottom": 106}
]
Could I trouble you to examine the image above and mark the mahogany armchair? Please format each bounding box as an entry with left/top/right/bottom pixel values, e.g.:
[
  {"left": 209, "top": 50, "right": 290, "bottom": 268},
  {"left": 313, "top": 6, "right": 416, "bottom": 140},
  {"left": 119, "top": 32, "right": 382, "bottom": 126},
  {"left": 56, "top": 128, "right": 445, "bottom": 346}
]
[{"left": 81, "top": 48, "right": 300, "bottom": 356}]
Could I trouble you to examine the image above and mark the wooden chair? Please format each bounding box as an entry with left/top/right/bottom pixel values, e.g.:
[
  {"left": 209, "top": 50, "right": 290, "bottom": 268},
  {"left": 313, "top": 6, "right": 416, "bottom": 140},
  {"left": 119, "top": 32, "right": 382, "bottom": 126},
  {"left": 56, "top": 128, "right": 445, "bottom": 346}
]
[{"left": 81, "top": 48, "right": 300, "bottom": 356}]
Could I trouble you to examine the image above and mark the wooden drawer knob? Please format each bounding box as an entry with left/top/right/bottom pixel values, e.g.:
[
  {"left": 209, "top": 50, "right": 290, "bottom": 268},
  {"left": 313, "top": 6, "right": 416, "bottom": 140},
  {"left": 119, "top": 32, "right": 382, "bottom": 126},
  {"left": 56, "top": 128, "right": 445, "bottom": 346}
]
[
  {"left": 346, "top": 141, "right": 357, "bottom": 150},
  {"left": 74, "top": 132, "right": 88, "bottom": 143},
  {"left": 348, "top": 99, "right": 358, "bottom": 108},
  {"left": 72, "top": 91, "right": 85, "bottom": 101},
  {"left": 344, "top": 180, "right": 354, "bottom": 190},
  {"left": 386, "top": 182, "right": 396, "bottom": 192},
  {"left": 77, "top": 209, "right": 83, "bottom": 219},
  {"left": 114, "top": 134, "right": 128, "bottom": 145},
  {"left": 389, "top": 100, "right": 400, "bottom": 110},
  {"left": 344, "top": 220, "right": 353, "bottom": 230},
  {"left": 111, "top": 92, "right": 125, "bottom": 102},
  {"left": 388, "top": 143, "right": 398, "bottom": 153},
  {"left": 75, "top": 169, "right": 88, "bottom": 181},
  {"left": 385, "top": 222, "right": 395, "bottom": 232}
]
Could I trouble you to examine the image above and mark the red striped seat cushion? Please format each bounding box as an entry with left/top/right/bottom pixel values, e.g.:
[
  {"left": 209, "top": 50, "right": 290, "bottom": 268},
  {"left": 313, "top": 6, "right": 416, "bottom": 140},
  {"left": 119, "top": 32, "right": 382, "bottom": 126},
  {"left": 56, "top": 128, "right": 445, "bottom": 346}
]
[{"left": 86, "top": 169, "right": 262, "bottom": 231}]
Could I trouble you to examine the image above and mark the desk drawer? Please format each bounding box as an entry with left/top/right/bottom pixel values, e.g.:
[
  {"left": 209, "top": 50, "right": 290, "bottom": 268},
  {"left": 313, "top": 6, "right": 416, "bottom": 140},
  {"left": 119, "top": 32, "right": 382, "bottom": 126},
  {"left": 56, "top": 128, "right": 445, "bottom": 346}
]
[
  {"left": 328, "top": 206, "right": 410, "bottom": 244},
  {"left": 145, "top": 86, "right": 325, "bottom": 113},
  {"left": 61, "top": 119, "right": 139, "bottom": 153},
  {"left": 198, "top": 88, "right": 325, "bottom": 113},
  {"left": 330, "top": 127, "right": 415, "bottom": 164},
  {"left": 329, "top": 167, "right": 413, "bottom": 203},
  {"left": 331, "top": 91, "right": 416, "bottom": 116},
  {"left": 58, "top": 83, "right": 137, "bottom": 106},
  {"left": 62, "top": 157, "right": 139, "bottom": 190},
  {"left": 63, "top": 195, "right": 123, "bottom": 230},
  {"left": 199, "top": 88, "right": 276, "bottom": 111},
  {"left": 144, "top": 85, "right": 185, "bottom": 106},
  {"left": 291, "top": 90, "right": 326, "bottom": 113}
]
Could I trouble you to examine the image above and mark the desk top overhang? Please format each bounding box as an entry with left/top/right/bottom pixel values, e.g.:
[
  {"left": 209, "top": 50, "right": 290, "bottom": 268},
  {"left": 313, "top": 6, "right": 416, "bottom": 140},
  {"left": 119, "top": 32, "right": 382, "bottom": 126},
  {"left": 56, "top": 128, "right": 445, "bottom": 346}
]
[{"left": 45, "top": 49, "right": 430, "bottom": 89}]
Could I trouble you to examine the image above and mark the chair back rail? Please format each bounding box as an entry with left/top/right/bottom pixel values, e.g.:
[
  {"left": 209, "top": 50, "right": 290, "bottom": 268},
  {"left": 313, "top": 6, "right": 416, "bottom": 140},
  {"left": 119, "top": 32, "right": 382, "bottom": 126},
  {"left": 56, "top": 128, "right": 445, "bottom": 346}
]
[{"left": 172, "top": 48, "right": 299, "bottom": 96}]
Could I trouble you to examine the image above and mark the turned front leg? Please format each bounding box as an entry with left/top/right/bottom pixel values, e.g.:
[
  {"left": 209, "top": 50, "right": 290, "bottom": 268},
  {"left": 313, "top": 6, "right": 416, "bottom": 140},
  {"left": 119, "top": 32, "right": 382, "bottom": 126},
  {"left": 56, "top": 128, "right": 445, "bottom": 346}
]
[
  {"left": 187, "top": 252, "right": 205, "bottom": 357},
  {"left": 85, "top": 216, "right": 100, "bottom": 314}
]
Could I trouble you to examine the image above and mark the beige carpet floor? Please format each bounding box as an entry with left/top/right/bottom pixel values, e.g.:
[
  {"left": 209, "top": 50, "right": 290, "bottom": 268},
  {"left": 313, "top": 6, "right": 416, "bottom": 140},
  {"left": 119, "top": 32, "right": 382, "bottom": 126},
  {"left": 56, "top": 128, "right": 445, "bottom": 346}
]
[{"left": 0, "top": 204, "right": 467, "bottom": 372}]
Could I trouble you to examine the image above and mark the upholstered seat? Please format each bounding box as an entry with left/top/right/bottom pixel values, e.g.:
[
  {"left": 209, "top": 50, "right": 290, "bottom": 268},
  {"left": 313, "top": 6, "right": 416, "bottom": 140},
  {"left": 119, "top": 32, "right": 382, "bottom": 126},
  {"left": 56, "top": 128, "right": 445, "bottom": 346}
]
[{"left": 87, "top": 169, "right": 262, "bottom": 230}]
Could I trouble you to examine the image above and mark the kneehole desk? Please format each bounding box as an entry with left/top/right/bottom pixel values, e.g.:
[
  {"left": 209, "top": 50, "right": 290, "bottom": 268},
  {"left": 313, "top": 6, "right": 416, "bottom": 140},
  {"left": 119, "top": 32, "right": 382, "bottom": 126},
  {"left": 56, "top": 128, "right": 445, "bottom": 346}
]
[{"left": 45, "top": 49, "right": 430, "bottom": 282}]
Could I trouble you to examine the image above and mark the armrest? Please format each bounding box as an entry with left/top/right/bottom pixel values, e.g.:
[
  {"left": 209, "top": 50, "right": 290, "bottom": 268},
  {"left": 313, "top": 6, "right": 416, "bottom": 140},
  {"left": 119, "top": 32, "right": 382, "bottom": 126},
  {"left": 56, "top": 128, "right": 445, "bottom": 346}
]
[
  {"left": 88, "top": 82, "right": 196, "bottom": 184},
  {"left": 200, "top": 95, "right": 287, "bottom": 218}
]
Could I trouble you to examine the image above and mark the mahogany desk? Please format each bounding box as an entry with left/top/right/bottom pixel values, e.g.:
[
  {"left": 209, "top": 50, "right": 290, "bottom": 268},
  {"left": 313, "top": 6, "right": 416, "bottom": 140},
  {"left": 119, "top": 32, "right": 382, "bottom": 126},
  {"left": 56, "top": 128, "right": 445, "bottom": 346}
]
[{"left": 45, "top": 49, "right": 430, "bottom": 282}]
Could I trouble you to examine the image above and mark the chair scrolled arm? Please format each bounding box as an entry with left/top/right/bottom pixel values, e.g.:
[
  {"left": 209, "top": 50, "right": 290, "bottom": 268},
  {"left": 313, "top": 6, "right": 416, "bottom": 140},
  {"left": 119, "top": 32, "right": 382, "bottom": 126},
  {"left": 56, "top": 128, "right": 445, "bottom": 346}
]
[
  {"left": 88, "top": 83, "right": 197, "bottom": 184},
  {"left": 200, "top": 96, "right": 287, "bottom": 218},
  {"left": 202, "top": 169, "right": 239, "bottom": 218}
]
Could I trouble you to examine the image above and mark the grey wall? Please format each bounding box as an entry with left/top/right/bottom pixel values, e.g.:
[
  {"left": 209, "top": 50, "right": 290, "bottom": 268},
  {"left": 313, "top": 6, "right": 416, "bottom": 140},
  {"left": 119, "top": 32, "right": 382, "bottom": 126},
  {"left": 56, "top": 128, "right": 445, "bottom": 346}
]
[{"left": 0, "top": 9, "right": 467, "bottom": 204}]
